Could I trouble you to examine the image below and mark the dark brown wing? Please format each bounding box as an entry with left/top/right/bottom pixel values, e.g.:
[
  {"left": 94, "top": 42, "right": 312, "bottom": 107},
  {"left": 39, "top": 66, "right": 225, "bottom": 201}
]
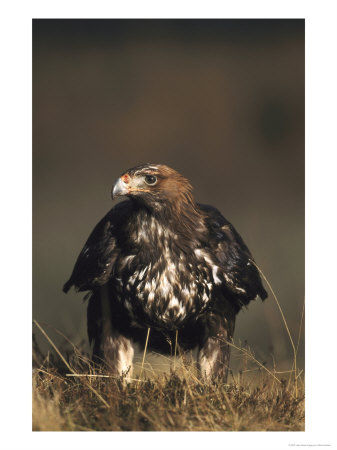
[
  {"left": 63, "top": 200, "right": 131, "bottom": 293},
  {"left": 198, "top": 203, "right": 268, "bottom": 305}
]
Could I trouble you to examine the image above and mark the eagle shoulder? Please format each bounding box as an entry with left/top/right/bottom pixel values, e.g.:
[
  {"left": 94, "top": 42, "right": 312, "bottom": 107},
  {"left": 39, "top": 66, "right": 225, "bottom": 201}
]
[{"left": 63, "top": 200, "right": 131, "bottom": 293}]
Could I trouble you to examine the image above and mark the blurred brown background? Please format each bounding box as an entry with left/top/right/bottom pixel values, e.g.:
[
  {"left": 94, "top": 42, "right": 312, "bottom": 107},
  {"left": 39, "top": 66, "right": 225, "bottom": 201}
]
[{"left": 33, "top": 19, "right": 304, "bottom": 371}]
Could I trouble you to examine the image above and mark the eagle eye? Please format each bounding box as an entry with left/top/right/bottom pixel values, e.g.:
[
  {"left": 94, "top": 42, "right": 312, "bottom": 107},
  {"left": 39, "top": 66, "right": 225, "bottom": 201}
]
[{"left": 144, "top": 175, "right": 157, "bottom": 186}]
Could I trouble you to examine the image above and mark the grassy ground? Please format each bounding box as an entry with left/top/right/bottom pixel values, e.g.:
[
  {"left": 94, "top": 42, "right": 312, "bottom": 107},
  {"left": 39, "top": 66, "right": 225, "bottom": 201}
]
[{"left": 32, "top": 327, "right": 304, "bottom": 431}]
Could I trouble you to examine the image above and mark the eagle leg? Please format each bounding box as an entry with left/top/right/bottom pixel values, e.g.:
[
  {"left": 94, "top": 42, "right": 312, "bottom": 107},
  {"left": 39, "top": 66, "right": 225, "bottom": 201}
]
[
  {"left": 95, "top": 328, "right": 134, "bottom": 380},
  {"left": 197, "top": 314, "right": 235, "bottom": 382},
  {"left": 88, "top": 287, "right": 134, "bottom": 379}
]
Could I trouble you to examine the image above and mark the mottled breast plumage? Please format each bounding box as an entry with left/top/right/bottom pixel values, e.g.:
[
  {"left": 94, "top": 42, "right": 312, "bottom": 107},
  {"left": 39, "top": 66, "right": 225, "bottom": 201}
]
[{"left": 110, "top": 210, "right": 218, "bottom": 330}]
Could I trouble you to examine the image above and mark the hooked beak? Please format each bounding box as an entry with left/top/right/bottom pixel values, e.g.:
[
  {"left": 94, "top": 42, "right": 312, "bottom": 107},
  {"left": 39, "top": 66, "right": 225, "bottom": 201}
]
[{"left": 112, "top": 177, "right": 129, "bottom": 198}]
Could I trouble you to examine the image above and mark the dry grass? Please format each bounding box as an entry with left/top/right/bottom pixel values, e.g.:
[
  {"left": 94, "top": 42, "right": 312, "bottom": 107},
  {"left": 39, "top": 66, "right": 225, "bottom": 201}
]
[{"left": 32, "top": 327, "right": 304, "bottom": 432}]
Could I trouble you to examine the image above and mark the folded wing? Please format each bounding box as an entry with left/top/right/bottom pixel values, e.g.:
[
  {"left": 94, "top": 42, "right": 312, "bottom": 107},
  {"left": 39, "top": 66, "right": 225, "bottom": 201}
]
[{"left": 199, "top": 203, "right": 268, "bottom": 307}]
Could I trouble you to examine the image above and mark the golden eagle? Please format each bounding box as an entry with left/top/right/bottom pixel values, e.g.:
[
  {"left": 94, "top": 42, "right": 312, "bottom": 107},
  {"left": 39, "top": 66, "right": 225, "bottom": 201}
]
[{"left": 63, "top": 164, "right": 267, "bottom": 379}]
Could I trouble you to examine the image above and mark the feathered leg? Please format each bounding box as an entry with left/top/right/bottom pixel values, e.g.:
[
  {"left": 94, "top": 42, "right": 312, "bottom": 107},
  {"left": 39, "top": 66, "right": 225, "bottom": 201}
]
[
  {"left": 87, "top": 286, "right": 134, "bottom": 378},
  {"left": 197, "top": 313, "right": 235, "bottom": 382}
]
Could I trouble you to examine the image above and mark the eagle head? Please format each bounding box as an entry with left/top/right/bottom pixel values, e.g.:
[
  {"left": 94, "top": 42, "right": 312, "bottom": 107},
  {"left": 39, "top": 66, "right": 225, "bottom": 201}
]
[{"left": 112, "top": 163, "right": 195, "bottom": 212}]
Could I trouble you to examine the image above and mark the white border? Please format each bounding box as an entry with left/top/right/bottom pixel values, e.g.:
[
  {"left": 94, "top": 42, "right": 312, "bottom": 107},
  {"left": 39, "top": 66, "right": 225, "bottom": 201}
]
[{"left": 1, "top": 1, "right": 336, "bottom": 449}]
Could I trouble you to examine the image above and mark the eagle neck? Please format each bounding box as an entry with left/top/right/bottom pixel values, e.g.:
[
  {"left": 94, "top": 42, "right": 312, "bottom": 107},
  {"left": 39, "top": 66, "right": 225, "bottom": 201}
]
[{"left": 130, "top": 199, "right": 207, "bottom": 252}]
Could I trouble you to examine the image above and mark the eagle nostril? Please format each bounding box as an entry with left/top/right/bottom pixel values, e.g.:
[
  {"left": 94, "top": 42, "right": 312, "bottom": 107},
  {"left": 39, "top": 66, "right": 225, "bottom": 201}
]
[{"left": 122, "top": 174, "right": 130, "bottom": 184}]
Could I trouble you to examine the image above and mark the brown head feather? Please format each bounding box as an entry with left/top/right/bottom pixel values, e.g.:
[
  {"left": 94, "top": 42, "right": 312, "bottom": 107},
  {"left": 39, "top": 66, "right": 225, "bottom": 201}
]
[{"left": 122, "top": 164, "right": 207, "bottom": 241}]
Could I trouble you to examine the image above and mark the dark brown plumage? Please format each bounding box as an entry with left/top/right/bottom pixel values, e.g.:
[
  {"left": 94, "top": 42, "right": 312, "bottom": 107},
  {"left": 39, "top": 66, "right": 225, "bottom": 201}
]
[{"left": 63, "top": 163, "right": 267, "bottom": 380}]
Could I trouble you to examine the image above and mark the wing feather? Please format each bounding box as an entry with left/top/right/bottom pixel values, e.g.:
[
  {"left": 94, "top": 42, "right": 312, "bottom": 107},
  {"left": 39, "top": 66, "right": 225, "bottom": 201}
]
[
  {"left": 63, "top": 201, "right": 130, "bottom": 293},
  {"left": 198, "top": 203, "right": 268, "bottom": 304}
]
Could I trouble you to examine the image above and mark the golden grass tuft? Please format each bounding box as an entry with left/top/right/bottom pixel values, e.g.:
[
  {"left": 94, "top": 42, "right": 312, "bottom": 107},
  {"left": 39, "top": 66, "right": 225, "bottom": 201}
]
[{"left": 32, "top": 327, "right": 304, "bottom": 431}]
